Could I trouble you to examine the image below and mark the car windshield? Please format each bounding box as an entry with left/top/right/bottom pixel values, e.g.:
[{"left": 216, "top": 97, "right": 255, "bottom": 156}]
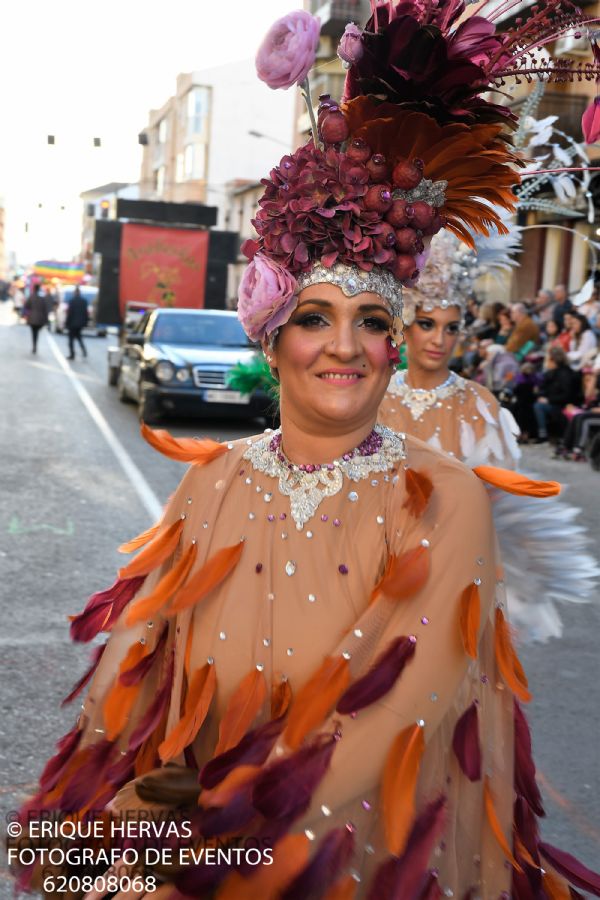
[{"left": 151, "top": 314, "right": 251, "bottom": 347}]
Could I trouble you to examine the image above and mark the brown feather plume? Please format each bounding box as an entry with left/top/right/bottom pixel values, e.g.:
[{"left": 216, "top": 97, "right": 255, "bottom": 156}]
[
  {"left": 168, "top": 541, "right": 245, "bottom": 614},
  {"left": 125, "top": 541, "right": 198, "bottom": 625},
  {"left": 283, "top": 656, "right": 351, "bottom": 751},
  {"left": 382, "top": 723, "right": 425, "bottom": 856},
  {"left": 159, "top": 662, "right": 217, "bottom": 762},
  {"left": 214, "top": 668, "right": 268, "bottom": 756},
  {"left": 403, "top": 469, "right": 434, "bottom": 518}
]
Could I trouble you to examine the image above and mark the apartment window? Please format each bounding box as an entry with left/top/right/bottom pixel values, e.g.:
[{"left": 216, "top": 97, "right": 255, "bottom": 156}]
[
  {"left": 183, "top": 143, "right": 206, "bottom": 181},
  {"left": 186, "top": 87, "right": 210, "bottom": 138},
  {"left": 157, "top": 118, "right": 168, "bottom": 144},
  {"left": 155, "top": 166, "right": 166, "bottom": 196},
  {"left": 175, "top": 153, "right": 184, "bottom": 183}
]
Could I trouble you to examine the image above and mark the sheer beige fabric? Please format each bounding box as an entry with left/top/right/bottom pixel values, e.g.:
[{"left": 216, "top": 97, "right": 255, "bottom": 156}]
[
  {"left": 379, "top": 372, "right": 520, "bottom": 468},
  {"left": 73, "top": 433, "right": 513, "bottom": 897}
]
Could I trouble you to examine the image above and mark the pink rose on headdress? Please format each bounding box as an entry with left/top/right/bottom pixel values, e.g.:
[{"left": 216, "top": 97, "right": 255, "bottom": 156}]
[
  {"left": 582, "top": 96, "right": 600, "bottom": 145},
  {"left": 238, "top": 254, "right": 298, "bottom": 342},
  {"left": 256, "top": 10, "right": 321, "bottom": 90},
  {"left": 337, "top": 23, "right": 364, "bottom": 66}
]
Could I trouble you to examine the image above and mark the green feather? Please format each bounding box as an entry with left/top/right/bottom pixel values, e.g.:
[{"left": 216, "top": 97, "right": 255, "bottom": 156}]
[{"left": 226, "top": 355, "right": 279, "bottom": 399}]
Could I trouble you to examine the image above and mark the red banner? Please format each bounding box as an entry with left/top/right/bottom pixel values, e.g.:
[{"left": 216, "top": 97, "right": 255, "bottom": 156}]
[{"left": 119, "top": 224, "right": 209, "bottom": 317}]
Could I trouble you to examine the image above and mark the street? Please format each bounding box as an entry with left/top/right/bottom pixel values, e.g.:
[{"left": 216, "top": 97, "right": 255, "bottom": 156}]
[{"left": 0, "top": 308, "right": 599, "bottom": 895}]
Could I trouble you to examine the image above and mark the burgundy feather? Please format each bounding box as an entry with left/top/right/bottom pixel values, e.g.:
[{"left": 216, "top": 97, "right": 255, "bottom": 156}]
[
  {"left": 194, "top": 778, "right": 258, "bottom": 838},
  {"left": 538, "top": 843, "right": 600, "bottom": 896},
  {"left": 282, "top": 827, "right": 355, "bottom": 900},
  {"left": 106, "top": 748, "right": 137, "bottom": 788},
  {"left": 174, "top": 854, "right": 229, "bottom": 895},
  {"left": 70, "top": 576, "right": 145, "bottom": 642},
  {"left": 59, "top": 739, "right": 116, "bottom": 810},
  {"left": 514, "top": 700, "right": 545, "bottom": 817},
  {"left": 61, "top": 644, "right": 106, "bottom": 706},
  {"left": 253, "top": 734, "right": 337, "bottom": 821},
  {"left": 336, "top": 636, "right": 416, "bottom": 714},
  {"left": 200, "top": 717, "right": 285, "bottom": 789},
  {"left": 451, "top": 701, "right": 481, "bottom": 782},
  {"left": 127, "top": 654, "right": 174, "bottom": 751},
  {"left": 367, "top": 795, "right": 447, "bottom": 900},
  {"left": 38, "top": 724, "right": 83, "bottom": 792},
  {"left": 119, "top": 625, "right": 168, "bottom": 686},
  {"left": 514, "top": 796, "right": 541, "bottom": 880},
  {"left": 418, "top": 871, "right": 443, "bottom": 899}
]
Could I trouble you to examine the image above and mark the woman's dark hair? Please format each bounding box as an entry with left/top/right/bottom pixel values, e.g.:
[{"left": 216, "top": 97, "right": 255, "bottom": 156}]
[
  {"left": 571, "top": 312, "right": 590, "bottom": 338},
  {"left": 545, "top": 319, "right": 559, "bottom": 336}
]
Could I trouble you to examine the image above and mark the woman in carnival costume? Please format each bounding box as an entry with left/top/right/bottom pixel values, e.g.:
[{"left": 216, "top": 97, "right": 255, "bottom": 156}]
[
  {"left": 378, "top": 232, "right": 599, "bottom": 643},
  {"left": 12, "top": 2, "right": 600, "bottom": 898}
]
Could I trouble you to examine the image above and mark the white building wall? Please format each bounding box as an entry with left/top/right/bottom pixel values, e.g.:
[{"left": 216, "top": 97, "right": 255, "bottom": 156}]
[{"left": 188, "top": 60, "right": 295, "bottom": 227}]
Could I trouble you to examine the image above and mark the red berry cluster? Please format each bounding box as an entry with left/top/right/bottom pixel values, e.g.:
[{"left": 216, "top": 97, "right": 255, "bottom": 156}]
[{"left": 245, "top": 100, "right": 445, "bottom": 284}]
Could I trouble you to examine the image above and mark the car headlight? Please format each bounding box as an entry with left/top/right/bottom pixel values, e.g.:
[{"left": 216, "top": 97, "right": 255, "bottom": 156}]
[
  {"left": 155, "top": 361, "right": 175, "bottom": 382},
  {"left": 176, "top": 368, "right": 191, "bottom": 383}
]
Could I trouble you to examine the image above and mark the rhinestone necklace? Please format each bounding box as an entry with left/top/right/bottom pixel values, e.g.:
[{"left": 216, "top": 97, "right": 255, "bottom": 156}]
[
  {"left": 243, "top": 425, "right": 406, "bottom": 529},
  {"left": 387, "top": 370, "right": 466, "bottom": 421}
]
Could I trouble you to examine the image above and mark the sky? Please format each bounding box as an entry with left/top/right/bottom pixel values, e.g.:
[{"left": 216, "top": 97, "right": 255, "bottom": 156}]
[{"left": 0, "top": 0, "right": 295, "bottom": 267}]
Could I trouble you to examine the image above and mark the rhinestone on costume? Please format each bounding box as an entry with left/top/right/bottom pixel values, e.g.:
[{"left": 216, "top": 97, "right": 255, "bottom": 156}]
[
  {"left": 187, "top": 497, "right": 192, "bottom": 504},
  {"left": 207, "top": 656, "right": 214, "bottom": 665},
  {"left": 342, "top": 650, "right": 352, "bottom": 660},
  {"left": 371, "top": 479, "right": 379, "bottom": 486},
  {"left": 306, "top": 531, "right": 313, "bottom": 538},
  {"left": 361, "top": 800, "right": 371, "bottom": 811},
  {"left": 308, "top": 593, "right": 316, "bottom": 603},
  {"left": 263, "top": 638, "right": 271, "bottom": 647},
  {"left": 321, "top": 805, "right": 332, "bottom": 816},
  {"left": 264, "top": 493, "right": 272, "bottom": 502},
  {"left": 215, "top": 479, "right": 225, "bottom": 490},
  {"left": 417, "top": 718, "right": 425, "bottom": 727},
  {"left": 333, "top": 518, "right": 341, "bottom": 527},
  {"left": 474, "top": 577, "right": 482, "bottom": 586},
  {"left": 339, "top": 564, "right": 349, "bottom": 574},
  {"left": 180, "top": 513, "right": 186, "bottom": 520},
  {"left": 256, "top": 485, "right": 262, "bottom": 493},
  {"left": 285, "top": 560, "right": 296, "bottom": 576},
  {"left": 305, "top": 829, "right": 315, "bottom": 840},
  {"left": 286, "top": 648, "right": 294, "bottom": 656},
  {"left": 477, "top": 557, "right": 485, "bottom": 566},
  {"left": 139, "top": 638, "right": 146, "bottom": 645},
  {"left": 147, "top": 621, "right": 153, "bottom": 628},
  {"left": 267, "top": 592, "right": 275, "bottom": 601},
  {"left": 421, "top": 616, "right": 429, "bottom": 625},
  {"left": 365, "top": 844, "right": 375, "bottom": 855},
  {"left": 245, "top": 477, "right": 252, "bottom": 485},
  {"left": 203, "top": 521, "right": 208, "bottom": 529},
  {"left": 354, "top": 628, "right": 363, "bottom": 638},
  {"left": 281, "top": 532, "right": 288, "bottom": 540},
  {"left": 248, "top": 512, "right": 256, "bottom": 520},
  {"left": 348, "top": 491, "right": 358, "bottom": 502},
  {"left": 256, "top": 663, "right": 265, "bottom": 672},
  {"left": 267, "top": 514, "right": 275, "bottom": 522},
  {"left": 227, "top": 442, "right": 234, "bottom": 450},
  {"left": 346, "top": 821, "right": 356, "bottom": 834},
  {"left": 430, "top": 692, "right": 438, "bottom": 702},
  {"left": 321, "top": 514, "right": 329, "bottom": 522},
  {"left": 219, "top": 631, "right": 226, "bottom": 641},
  {"left": 376, "top": 515, "right": 384, "bottom": 524},
  {"left": 421, "top": 539, "right": 430, "bottom": 547}
]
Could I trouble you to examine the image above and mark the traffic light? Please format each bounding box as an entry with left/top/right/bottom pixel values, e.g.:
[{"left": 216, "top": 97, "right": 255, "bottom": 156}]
[{"left": 100, "top": 200, "right": 110, "bottom": 219}]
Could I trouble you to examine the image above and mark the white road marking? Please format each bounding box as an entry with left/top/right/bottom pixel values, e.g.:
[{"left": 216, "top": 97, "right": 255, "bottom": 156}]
[{"left": 47, "top": 333, "right": 163, "bottom": 521}]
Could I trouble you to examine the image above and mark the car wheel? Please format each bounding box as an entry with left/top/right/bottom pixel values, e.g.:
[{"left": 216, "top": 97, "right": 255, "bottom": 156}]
[
  {"left": 138, "top": 392, "right": 162, "bottom": 424},
  {"left": 117, "top": 372, "right": 132, "bottom": 403}
]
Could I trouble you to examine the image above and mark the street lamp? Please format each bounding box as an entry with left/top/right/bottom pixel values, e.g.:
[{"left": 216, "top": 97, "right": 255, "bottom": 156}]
[{"left": 248, "top": 129, "right": 289, "bottom": 148}]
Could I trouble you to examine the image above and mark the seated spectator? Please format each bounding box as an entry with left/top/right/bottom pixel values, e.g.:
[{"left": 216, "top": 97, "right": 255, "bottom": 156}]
[
  {"left": 533, "top": 346, "right": 576, "bottom": 443},
  {"left": 470, "top": 300, "right": 505, "bottom": 340},
  {"left": 556, "top": 367, "right": 600, "bottom": 460},
  {"left": 494, "top": 307, "right": 513, "bottom": 345},
  {"left": 566, "top": 313, "right": 598, "bottom": 371},
  {"left": 577, "top": 285, "right": 599, "bottom": 325},
  {"left": 475, "top": 341, "right": 521, "bottom": 396},
  {"left": 512, "top": 361, "right": 541, "bottom": 442},
  {"left": 533, "top": 288, "right": 555, "bottom": 326},
  {"left": 552, "top": 283, "right": 573, "bottom": 329},
  {"left": 506, "top": 302, "right": 540, "bottom": 357},
  {"left": 543, "top": 318, "right": 571, "bottom": 352}
]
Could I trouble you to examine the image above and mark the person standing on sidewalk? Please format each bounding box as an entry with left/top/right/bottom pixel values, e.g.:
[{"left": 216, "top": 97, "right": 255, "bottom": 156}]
[
  {"left": 65, "top": 287, "right": 88, "bottom": 360},
  {"left": 23, "top": 284, "right": 48, "bottom": 354}
]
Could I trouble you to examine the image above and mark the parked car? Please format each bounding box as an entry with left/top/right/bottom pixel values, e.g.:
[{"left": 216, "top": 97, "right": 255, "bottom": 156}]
[
  {"left": 54, "top": 286, "right": 106, "bottom": 336},
  {"left": 115, "top": 308, "right": 272, "bottom": 423},
  {"left": 107, "top": 301, "right": 158, "bottom": 385}
]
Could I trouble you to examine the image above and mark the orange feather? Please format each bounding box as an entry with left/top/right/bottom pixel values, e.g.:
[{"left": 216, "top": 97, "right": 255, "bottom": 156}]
[
  {"left": 215, "top": 834, "right": 309, "bottom": 900},
  {"left": 283, "top": 656, "right": 351, "bottom": 751},
  {"left": 371, "top": 545, "right": 430, "bottom": 604},
  {"left": 168, "top": 541, "right": 244, "bottom": 614},
  {"left": 199, "top": 764, "right": 260, "bottom": 808},
  {"left": 214, "top": 668, "right": 267, "bottom": 756},
  {"left": 542, "top": 868, "right": 572, "bottom": 899},
  {"left": 324, "top": 876, "right": 358, "bottom": 900},
  {"left": 271, "top": 677, "right": 293, "bottom": 719},
  {"left": 103, "top": 642, "right": 148, "bottom": 740},
  {"left": 118, "top": 518, "right": 184, "bottom": 579},
  {"left": 514, "top": 836, "right": 540, "bottom": 869},
  {"left": 473, "top": 466, "right": 560, "bottom": 497},
  {"left": 484, "top": 778, "right": 523, "bottom": 873},
  {"left": 125, "top": 541, "right": 198, "bottom": 625},
  {"left": 494, "top": 608, "right": 532, "bottom": 703},
  {"left": 159, "top": 662, "right": 216, "bottom": 762},
  {"left": 118, "top": 521, "right": 161, "bottom": 554},
  {"left": 402, "top": 469, "right": 433, "bottom": 518},
  {"left": 459, "top": 583, "right": 481, "bottom": 660},
  {"left": 134, "top": 708, "right": 168, "bottom": 777},
  {"left": 141, "top": 422, "right": 229, "bottom": 465},
  {"left": 382, "top": 723, "right": 425, "bottom": 856}
]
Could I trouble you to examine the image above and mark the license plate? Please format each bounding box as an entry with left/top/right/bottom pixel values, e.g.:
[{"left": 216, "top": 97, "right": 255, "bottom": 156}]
[{"left": 204, "top": 389, "right": 249, "bottom": 405}]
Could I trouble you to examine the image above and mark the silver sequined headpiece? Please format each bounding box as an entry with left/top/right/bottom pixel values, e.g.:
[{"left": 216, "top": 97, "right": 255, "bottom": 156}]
[{"left": 296, "top": 262, "right": 403, "bottom": 318}]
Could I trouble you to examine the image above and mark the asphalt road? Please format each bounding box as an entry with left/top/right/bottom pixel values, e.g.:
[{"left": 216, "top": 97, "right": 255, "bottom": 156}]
[{"left": 0, "top": 307, "right": 599, "bottom": 895}]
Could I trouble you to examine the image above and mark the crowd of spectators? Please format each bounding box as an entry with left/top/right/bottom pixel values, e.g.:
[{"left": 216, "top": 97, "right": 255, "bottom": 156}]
[{"left": 452, "top": 281, "right": 600, "bottom": 467}]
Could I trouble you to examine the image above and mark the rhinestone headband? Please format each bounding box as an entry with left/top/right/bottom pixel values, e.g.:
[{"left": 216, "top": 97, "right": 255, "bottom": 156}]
[{"left": 296, "top": 262, "right": 403, "bottom": 317}]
